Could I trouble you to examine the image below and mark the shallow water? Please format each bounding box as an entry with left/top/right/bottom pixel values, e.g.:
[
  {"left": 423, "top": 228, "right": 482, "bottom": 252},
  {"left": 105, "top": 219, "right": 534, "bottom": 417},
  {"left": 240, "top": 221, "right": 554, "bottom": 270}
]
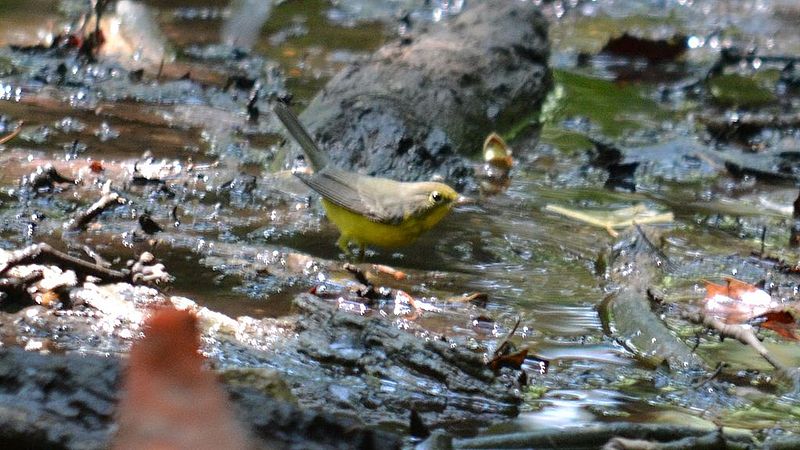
[{"left": 2, "top": 0, "right": 800, "bottom": 438}]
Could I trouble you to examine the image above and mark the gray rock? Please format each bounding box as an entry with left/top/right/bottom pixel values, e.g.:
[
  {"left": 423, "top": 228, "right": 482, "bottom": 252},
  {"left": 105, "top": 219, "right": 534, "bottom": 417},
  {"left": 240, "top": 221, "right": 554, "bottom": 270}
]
[{"left": 287, "top": 1, "right": 551, "bottom": 189}]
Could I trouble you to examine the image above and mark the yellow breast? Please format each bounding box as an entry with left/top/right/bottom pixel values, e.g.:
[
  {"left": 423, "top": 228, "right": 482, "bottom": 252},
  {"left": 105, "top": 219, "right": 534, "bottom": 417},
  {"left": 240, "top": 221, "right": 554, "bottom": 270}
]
[{"left": 321, "top": 199, "right": 450, "bottom": 248}]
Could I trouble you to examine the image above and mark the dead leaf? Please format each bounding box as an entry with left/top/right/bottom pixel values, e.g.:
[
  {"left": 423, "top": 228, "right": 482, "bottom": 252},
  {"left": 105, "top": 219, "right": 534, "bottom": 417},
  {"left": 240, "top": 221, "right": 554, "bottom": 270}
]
[
  {"left": 489, "top": 348, "right": 528, "bottom": 372},
  {"left": 478, "top": 132, "right": 513, "bottom": 195},
  {"left": 704, "top": 277, "right": 776, "bottom": 323},
  {"left": 483, "top": 133, "right": 512, "bottom": 169},
  {"left": 758, "top": 310, "right": 800, "bottom": 341}
]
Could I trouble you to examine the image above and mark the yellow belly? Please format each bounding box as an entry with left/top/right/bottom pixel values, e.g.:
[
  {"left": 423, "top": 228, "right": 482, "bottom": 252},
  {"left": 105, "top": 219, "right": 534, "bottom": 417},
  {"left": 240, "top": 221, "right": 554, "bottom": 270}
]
[{"left": 321, "top": 199, "right": 445, "bottom": 248}]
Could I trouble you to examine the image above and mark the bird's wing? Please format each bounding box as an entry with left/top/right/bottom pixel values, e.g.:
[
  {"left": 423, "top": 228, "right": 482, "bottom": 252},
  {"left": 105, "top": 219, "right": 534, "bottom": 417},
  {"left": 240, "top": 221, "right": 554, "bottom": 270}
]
[
  {"left": 295, "top": 169, "right": 401, "bottom": 224},
  {"left": 272, "top": 103, "right": 329, "bottom": 171}
]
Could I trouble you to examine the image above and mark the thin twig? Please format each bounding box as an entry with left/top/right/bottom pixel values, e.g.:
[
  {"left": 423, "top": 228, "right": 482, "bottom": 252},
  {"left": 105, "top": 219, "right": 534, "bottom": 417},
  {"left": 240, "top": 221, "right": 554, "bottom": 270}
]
[
  {"left": 63, "top": 191, "right": 124, "bottom": 231},
  {"left": 0, "top": 243, "right": 127, "bottom": 281},
  {"left": 683, "top": 311, "right": 798, "bottom": 382},
  {"left": 493, "top": 316, "right": 521, "bottom": 357},
  {"left": 693, "top": 362, "right": 727, "bottom": 388},
  {"left": 0, "top": 121, "right": 23, "bottom": 145}
]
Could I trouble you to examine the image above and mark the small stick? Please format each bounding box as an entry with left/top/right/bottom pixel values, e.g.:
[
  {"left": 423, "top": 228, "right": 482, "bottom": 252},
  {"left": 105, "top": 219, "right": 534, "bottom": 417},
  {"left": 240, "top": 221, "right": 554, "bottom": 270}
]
[
  {"left": 157, "top": 57, "right": 165, "bottom": 81},
  {"left": 0, "top": 121, "right": 23, "bottom": 145},
  {"left": 0, "top": 243, "right": 126, "bottom": 281},
  {"left": 683, "top": 311, "right": 798, "bottom": 382},
  {"left": 493, "top": 316, "right": 521, "bottom": 357},
  {"left": 64, "top": 190, "right": 124, "bottom": 231}
]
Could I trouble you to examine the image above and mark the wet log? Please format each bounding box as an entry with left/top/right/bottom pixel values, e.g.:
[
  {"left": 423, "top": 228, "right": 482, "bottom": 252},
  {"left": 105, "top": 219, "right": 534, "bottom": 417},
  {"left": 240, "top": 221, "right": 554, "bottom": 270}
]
[
  {"left": 604, "top": 228, "right": 705, "bottom": 370},
  {"left": 288, "top": 293, "right": 522, "bottom": 428},
  {"left": 285, "top": 1, "right": 550, "bottom": 188}
]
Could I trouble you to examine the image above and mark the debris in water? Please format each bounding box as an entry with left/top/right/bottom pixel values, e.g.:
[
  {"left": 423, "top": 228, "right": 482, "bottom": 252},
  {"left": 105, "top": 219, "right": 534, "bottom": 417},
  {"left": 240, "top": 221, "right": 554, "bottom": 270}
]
[{"left": 545, "top": 204, "right": 673, "bottom": 237}]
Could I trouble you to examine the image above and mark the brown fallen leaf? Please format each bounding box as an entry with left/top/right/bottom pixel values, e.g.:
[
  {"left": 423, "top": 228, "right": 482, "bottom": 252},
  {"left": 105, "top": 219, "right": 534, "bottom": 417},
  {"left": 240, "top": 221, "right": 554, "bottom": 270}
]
[
  {"left": 488, "top": 348, "right": 528, "bottom": 372},
  {"left": 704, "top": 277, "right": 800, "bottom": 341},
  {"left": 704, "top": 277, "right": 776, "bottom": 323},
  {"left": 758, "top": 310, "right": 800, "bottom": 341},
  {"left": 478, "top": 132, "right": 513, "bottom": 195}
]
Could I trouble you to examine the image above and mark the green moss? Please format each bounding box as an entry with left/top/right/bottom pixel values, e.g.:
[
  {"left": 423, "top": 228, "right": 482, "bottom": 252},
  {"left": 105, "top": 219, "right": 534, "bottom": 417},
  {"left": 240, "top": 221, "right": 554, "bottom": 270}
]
[{"left": 707, "top": 71, "right": 779, "bottom": 108}]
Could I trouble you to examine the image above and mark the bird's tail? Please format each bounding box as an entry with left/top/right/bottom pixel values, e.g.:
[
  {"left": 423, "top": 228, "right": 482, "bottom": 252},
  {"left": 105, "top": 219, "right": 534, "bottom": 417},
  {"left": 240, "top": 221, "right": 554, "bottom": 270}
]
[{"left": 273, "top": 103, "right": 329, "bottom": 171}]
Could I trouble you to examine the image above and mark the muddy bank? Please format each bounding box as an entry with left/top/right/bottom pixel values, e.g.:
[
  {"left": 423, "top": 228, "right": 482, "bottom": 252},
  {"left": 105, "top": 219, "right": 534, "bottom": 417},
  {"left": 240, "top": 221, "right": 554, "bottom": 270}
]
[
  {"left": 286, "top": 1, "right": 550, "bottom": 188},
  {"left": 0, "top": 268, "right": 522, "bottom": 447}
]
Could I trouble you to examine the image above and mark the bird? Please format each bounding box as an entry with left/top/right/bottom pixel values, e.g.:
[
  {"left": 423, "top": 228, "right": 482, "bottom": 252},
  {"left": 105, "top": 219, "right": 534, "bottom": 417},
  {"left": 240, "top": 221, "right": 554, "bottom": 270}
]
[{"left": 272, "top": 103, "right": 468, "bottom": 257}]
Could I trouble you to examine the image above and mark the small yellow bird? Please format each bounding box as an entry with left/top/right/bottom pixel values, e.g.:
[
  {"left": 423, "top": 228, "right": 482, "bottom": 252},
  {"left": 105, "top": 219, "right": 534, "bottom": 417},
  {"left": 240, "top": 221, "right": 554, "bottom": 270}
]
[{"left": 273, "top": 103, "right": 467, "bottom": 256}]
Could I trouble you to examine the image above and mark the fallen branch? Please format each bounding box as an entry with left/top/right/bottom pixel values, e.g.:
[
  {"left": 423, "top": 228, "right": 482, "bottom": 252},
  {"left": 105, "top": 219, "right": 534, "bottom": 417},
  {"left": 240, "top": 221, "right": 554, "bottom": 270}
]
[
  {"left": 0, "top": 243, "right": 126, "bottom": 281},
  {"left": 0, "top": 121, "right": 23, "bottom": 145},
  {"left": 63, "top": 186, "right": 125, "bottom": 231},
  {"left": 693, "top": 362, "right": 727, "bottom": 388},
  {"left": 602, "top": 430, "right": 745, "bottom": 450},
  {"left": 453, "top": 423, "right": 754, "bottom": 449},
  {"left": 82, "top": 245, "right": 112, "bottom": 268},
  {"left": 605, "top": 228, "right": 705, "bottom": 369},
  {"left": 0, "top": 244, "right": 172, "bottom": 286},
  {"left": 488, "top": 317, "right": 530, "bottom": 372},
  {"left": 545, "top": 204, "right": 673, "bottom": 237},
  {"left": 492, "top": 317, "right": 521, "bottom": 359},
  {"left": 682, "top": 311, "right": 800, "bottom": 385}
]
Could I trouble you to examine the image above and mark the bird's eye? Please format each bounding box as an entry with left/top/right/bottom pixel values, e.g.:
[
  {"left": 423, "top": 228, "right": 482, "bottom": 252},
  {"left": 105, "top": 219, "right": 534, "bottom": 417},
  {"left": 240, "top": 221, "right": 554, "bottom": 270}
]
[{"left": 430, "top": 191, "right": 443, "bottom": 203}]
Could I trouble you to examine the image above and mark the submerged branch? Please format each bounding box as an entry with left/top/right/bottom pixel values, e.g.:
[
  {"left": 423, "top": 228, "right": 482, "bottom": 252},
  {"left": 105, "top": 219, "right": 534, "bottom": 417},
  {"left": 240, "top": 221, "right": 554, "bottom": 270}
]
[
  {"left": 64, "top": 188, "right": 125, "bottom": 231},
  {"left": 683, "top": 311, "right": 800, "bottom": 387},
  {"left": 453, "top": 423, "right": 754, "bottom": 449},
  {"left": 605, "top": 228, "right": 705, "bottom": 369}
]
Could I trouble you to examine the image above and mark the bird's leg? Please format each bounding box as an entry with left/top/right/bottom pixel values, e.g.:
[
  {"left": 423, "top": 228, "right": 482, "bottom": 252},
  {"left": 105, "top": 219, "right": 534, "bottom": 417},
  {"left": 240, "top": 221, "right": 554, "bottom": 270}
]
[
  {"left": 337, "top": 234, "right": 353, "bottom": 258},
  {"left": 358, "top": 243, "right": 366, "bottom": 262}
]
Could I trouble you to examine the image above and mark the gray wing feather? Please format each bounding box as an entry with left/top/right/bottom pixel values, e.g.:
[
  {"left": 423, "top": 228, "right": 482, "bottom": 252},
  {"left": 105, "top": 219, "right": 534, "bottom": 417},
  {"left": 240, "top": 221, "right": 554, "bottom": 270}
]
[
  {"left": 273, "top": 103, "right": 329, "bottom": 171},
  {"left": 296, "top": 169, "right": 399, "bottom": 223}
]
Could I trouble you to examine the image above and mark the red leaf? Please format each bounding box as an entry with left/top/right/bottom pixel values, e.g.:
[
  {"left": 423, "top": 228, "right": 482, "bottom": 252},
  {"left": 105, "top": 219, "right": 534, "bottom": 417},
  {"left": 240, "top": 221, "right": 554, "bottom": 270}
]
[{"left": 759, "top": 310, "right": 800, "bottom": 341}]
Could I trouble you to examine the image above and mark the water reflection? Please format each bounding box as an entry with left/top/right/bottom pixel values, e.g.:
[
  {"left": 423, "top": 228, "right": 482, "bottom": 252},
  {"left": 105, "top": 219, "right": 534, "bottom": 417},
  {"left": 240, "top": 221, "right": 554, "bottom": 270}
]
[
  {"left": 521, "top": 389, "right": 624, "bottom": 429},
  {"left": 222, "top": 0, "right": 272, "bottom": 49}
]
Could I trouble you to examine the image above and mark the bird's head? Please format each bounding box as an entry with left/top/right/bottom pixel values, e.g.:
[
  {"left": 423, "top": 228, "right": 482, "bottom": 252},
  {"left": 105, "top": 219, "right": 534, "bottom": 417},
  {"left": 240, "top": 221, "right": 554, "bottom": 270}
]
[{"left": 406, "top": 182, "right": 470, "bottom": 230}]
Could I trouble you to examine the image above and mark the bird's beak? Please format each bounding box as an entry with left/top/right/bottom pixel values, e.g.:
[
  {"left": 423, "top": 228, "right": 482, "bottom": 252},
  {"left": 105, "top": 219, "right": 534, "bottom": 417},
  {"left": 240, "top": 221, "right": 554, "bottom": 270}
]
[{"left": 455, "top": 195, "right": 476, "bottom": 206}]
